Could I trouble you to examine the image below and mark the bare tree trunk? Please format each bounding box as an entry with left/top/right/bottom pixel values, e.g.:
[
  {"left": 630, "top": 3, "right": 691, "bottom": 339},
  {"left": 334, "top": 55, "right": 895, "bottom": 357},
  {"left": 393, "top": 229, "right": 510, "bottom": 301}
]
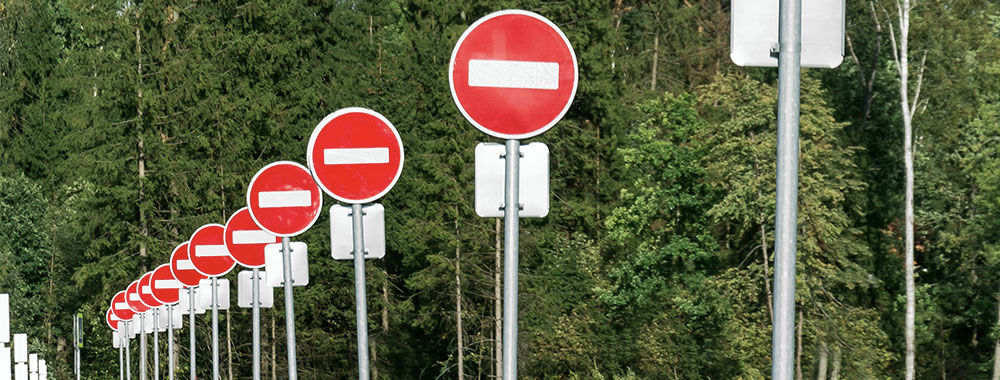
[
  {"left": 494, "top": 219, "right": 502, "bottom": 380},
  {"left": 761, "top": 222, "right": 774, "bottom": 322},
  {"left": 650, "top": 32, "right": 659, "bottom": 91},
  {"left": 271, "top": 313, "right": 277, "bottom": 380},
  {"left": 456, "top": 213, "right": 465, "bottom": 380},
  {"left": 886, "top": 0, "right": 921, "bottom": 377},
  {"left": 796, "top": 310, "right": 803, "bottom": 380},
  {"left": 817, "top": 340, "right": 828, "bottom": 380},
  {"left": 992, "top": 285, "right": 1000, "bottom": 380},
  {"left": 830, "top": 347, "right": 841, "bottom": 380}
]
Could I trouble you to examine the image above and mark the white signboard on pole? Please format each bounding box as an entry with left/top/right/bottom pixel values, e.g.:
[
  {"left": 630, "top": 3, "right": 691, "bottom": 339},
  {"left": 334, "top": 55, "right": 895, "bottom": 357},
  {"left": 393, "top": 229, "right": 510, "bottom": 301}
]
[
  {"left": 11, "top": 336, "right": 25, "bottom": 364},
  {"left": 730, "top": 0, "right": 845, "bottom": 68},
  {"left": 264, "top": 243, "right": 309, "bottom": 287},
  {"left": 0, "top": 345, "right": 10, "bottom": 380},
  {"left": 0, "top": 295, "right": 8, "bottom": 343},
  {"left": 475, "top": 143, "right": 549, "bottom": 218},
  {"left": 197, "top": 279, "right": 230, "bottom": 310},
  {"left": 330, "top": 205, "right": 385, "bottom": 260},
  {"left": 237, "top": 271, "right": 274, "bottom": 308}
]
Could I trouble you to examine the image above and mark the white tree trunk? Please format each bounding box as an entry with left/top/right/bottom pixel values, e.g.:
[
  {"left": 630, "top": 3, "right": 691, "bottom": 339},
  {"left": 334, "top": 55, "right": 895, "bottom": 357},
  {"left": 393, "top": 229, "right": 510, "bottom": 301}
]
[
  {"left": 830, "top": 347, "right": 841, "bottom": 380},
  {"left": 816, "top": 340, "right": 828, "bottom": 380}
]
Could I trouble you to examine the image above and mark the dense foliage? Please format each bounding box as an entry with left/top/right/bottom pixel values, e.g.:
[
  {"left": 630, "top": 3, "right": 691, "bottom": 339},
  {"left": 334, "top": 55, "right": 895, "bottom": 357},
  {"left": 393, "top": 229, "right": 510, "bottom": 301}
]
[{"left": 1, "top": 0, "right": 999, "bottom": 379}]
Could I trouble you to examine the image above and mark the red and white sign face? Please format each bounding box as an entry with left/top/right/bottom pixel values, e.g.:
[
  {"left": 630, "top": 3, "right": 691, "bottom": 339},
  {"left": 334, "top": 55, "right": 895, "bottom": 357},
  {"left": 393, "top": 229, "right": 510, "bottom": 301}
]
[
  {"left": 247, "top": 161, "right": 322, "bottom": 237},
  {"left": 111, "top": 291, "right": 134, "bottom": 321},
  {"left": 106, "top": 307, "right": 120, "bottom": 331},
  {"left": 449, "top": 10, "right": 578, "bottom": 139},
  {"left": 189, "top": 224, "right": 237, "bottom": 277},
  {"left": 307, "top": 108, "right": 405, "bottom": 204},
  {"left": 150, "top": 264, "right": 182, "bottom": 305},
  {"left": 138, "top": 272, "right": 162, "bottom": 309},
  {"left": 126, "top": 281, "right": 149, "bottom": 313},
  {"left": 225, "top": 207, "right": 277, "bottom": 268},
  {"left": 170, "top": 242, "right": 206, "bottom": 287}
]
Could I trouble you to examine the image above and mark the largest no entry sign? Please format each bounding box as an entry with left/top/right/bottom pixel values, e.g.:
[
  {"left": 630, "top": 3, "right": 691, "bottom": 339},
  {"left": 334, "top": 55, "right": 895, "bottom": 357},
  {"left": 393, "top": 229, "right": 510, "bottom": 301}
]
[{"left": 449, "top": 10, "right": 578, "bottom": 139}]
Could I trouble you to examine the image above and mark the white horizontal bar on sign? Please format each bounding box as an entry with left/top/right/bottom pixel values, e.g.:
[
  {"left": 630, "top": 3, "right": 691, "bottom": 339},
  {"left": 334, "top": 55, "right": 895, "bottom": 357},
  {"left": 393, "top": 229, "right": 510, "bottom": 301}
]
[
  {"left": 129, "top": 294, "right": 140, "bottom": 301},
  {"left": 176, "top": 260, "right": 196, "bottom": 271},
  {"left": 115, "top": 302, "right": 130, "bottom": 309},
  {"left": 258, "top": 190, "right": 312, "bottom": 208},
  {"left": 142, "top": 286, "right": 152, "bottom": 294},
  {"left": 324, "top": 148, "right": 390, "bottom": 165},
  {"left": 195, "top": 244, "right": 229, "bottom": 257},
  {"left": 468, "top": 59, "right": 560, "bottom": 90},
  {"left": 232, "top": 230, "right": 277, "bottom": 245},
  {"left": 155, "top": 279, "right": 182, "bottom": 289}
]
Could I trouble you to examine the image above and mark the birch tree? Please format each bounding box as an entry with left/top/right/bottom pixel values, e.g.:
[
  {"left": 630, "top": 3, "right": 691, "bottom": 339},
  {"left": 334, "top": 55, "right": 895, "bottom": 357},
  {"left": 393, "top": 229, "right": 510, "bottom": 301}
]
[{"left": 885, "top": 0, "right": 927, "bottom": 378}]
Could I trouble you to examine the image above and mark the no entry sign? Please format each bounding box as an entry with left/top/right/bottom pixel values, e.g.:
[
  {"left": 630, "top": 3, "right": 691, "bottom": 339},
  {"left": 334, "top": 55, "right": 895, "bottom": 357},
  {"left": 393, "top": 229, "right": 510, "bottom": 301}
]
[
  {"left": 225, "top": 207, "right": 277, "bottom": 268},
  {"left": 190, "top": 224, "right": 237, "bottom": 277},
  {"left": 138, "top": 272, "right": 162, "bottom": 309},
  {"left": 126, "top": 280, "right": 149, "bottom": 313},
  {"left": 150, "top": 264, "right": 182, "bottom": 305},
  {"left": 106, "top": 307, "right": 119, "bottom": 331},
  {"left": 247, "top": 161, "right": 323, "bottom": 237},
  {"left": 307, "top": 108, "right": 405, "bottom": 204},
  {"left": 112, "top": 291, "right": 134, "bottom": 321},
  {"left": 449, "top": 10, "right": 578, "bottom": 139},
  {"left": 170, "top": 242, "right": 206, "bottom": 288}
]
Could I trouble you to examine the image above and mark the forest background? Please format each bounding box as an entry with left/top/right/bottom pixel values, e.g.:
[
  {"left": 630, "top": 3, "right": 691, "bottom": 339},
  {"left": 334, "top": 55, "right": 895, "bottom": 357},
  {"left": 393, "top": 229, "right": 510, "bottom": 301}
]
[{"left": 2, "top": 0, "right": 1000, "bottom": 379}]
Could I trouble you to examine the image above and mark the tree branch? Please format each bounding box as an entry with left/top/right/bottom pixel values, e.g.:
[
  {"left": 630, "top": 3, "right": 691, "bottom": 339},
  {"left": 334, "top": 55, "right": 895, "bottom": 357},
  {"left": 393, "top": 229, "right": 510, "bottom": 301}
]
[{"left": 910, "top": 51, "right": 927, "bottom": 117}]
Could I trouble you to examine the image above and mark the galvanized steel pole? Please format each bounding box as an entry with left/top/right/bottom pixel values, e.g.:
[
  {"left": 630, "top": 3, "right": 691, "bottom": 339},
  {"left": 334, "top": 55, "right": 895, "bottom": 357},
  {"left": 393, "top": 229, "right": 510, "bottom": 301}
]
[
  {"left": 120, "top": 330, "right": 125, "bottom": 380},
  {"left": 153, "top": 308, "right": 159, "bottom": 380},
  {"left": 125, "top": 321, "right": 132, "bottom": 380},
  {"left": 189, "top": 289, "right": 196, "bottom": 380},
  {"left": 140, "top": 314, "right": 147, "bottom": 380},
  {"left": 501, "top": 139, "right": 520, "bottom": 380},
  {"left": 771, "top": 0, "right": 802, "bottom": 378},
  {"left": 252, "top": 268, "right": 261, "bottom": 380},
  {"left": 211, "top": 277, "right": 220, "bottom": 380},
  {"left": 281, "top": 237, "right": 298, "bottom": 380},
  {"left": 352, "top": 204, "right": 370, "bottom": 380},
  {"left": 167, "top": 304, "right": 174, "bottom": 380}
]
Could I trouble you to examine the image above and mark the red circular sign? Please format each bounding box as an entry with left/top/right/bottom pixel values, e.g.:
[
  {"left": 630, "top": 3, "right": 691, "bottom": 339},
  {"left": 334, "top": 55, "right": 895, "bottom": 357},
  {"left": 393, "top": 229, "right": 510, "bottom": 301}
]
[
  {"left": 150, "top": 264, "right": 181, "bottom": 305},
  {"left": 106, "top": 306, "right": 119, "bottom": 331},
  {"left": 449, "top": 10, "right": 578, "bottom": 139},
  {"left": 170, "top": 242, "right": 206, "bottom": 287},
  {"left": 307, "top": 108, "right": 405, "bottom": 204},
  {"left": 225, "top": 207, "right": 277, "bottom": 268},
  {"left": 138, "top": 272, "right": 162, "bottom": 309},
  {"left": 111, "top": 291, "right": 134, "bottom": 321},
  {"left": 189, "top": 224, "right": 237, "bottom": 277},
  {"left": 247, "top": 161, "right": 322, "bottom": 237},
  {"left": 126, "top": 281, "right": 149, "bottom": 313}
]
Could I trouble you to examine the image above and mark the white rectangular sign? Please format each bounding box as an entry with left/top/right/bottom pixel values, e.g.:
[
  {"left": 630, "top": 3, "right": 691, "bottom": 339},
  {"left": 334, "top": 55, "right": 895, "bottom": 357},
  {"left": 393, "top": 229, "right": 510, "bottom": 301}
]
[
  {"left": 26, "top": 355, "right": 34, "bottom": 373},
  {"left": 258, "top": 191, "right": 312, "bottom": 208},
  {"left": 237, "top": 271, "right": 274, "bottom": 308},
  {"left": 475, "top": 142, "right": 549, "bottom": 218},
  {"left": 330, "top": 204, "right": 385, "bottom": 261},
  {"left": 179, "top": 289, "right": 206, "bottom": 315},
  {"left": 324, "top": 148, "right": 390, "bottom": 165},
  {"left": 264, "top": 242, "right": 309, "bottom": 287},
  {"left": 12, "top": 363, "right": 24, "bottom": 380},
  {"left": 197, "top": 279, "right": 230, "bottom": 310},
  {"left": 34, "top": 361, "right": 42, "bottom": 380},
  {"left": 0, "top": 345, "right": 10, "bottom": 380},
  {"left": 11, "top": 335, "right": 25, "bottom": 363},
  {"left": 112, "top": 331, "right": 121, "bottom": 349},
  {"left": 0, "top": 294, "right": 9, "bottom": 343},
  {"left": 730, "top": 0, "right": 845, "bottom": 68}
]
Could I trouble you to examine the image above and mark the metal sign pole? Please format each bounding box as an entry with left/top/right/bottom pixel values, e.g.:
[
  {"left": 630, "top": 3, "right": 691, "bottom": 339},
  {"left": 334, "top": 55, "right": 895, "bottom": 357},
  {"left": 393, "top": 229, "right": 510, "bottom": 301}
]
[
  {"left": 153, "top": 309, "right": 159, "bottom": 380},
  {"left": 74, "top": 314, "right": 80, "bottom": 380},
  {"left": 140, "top": 314, "right": 147, "bottom": 380},
  {"left": 351, "top": 204, "right": 370, "bottom": 380},
  {"left": 501, "top": 139, "right": 520, "bottom": 380},
  {"left": 125, "top": 321, "right": 132, "bottom": 380},
  {"left": 120, "top": 330, "right": 125, "bottom": 380},
  {"left": 252, "top": 268, "right": 261, "bottom": 380},
  {"left": 189, "top": 289, "right": 196, "bottom": 380},
  {"left": 281, "top": 237, "right": 298, "bottom": 380},
  {"left": 771, "top": 0, "right": 802, "bottom": 378},
  {"left": 211, "top": 278, "right": 220, "bottom": 380},
  {"left": 166, "top": 305, "right": 173, "bottom": 380}
]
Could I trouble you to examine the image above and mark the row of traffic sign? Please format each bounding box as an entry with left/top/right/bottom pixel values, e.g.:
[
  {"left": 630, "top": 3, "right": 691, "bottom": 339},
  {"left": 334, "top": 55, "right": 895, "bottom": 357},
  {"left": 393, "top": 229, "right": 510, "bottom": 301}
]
[
  {"left": 0, "top": 294, "right": 52, "bottom": 380},
  {"left": 105, "top": 9, "right": 577, "bottom": 380}
]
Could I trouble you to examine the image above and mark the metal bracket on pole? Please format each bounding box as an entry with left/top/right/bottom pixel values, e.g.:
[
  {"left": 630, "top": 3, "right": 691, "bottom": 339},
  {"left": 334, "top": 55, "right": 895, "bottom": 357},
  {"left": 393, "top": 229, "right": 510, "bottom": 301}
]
[
  {"left": 351, "top": 204, "right": 370, "bottom": 380},
  {"left": 281, "top": 237, "right": 298, "bottom": 380},
  {"left": 771, "top": 0, "right": 802, "bottom": 378},
  {"left": 501, "top": 139, "right": 520, "bottom": 380}
]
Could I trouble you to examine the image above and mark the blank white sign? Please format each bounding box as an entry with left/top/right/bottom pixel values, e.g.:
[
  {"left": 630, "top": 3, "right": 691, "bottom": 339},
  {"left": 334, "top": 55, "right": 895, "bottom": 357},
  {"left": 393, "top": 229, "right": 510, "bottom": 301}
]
[
  {"left": 330, "top": 204, "right": 385, "bottom": 261},
  {"left": 197, "top": 279, "right": 230, "bottom": 310},
  {"left": 264, "top": 242, "right": 309, "bottom": 287},
  {"left": 730, "top": 0, "right": 845, "bottom": 68},
  {"left": 0, "top": 346, "right": 10, "bottom": 380},
  {"left": 237, "top": 271, "right": 274, "bottom": 309},
  {"left": 0, "top": 294, "right": 8, "bottom": 343},
  {"left": 12, "top": 335, "right": 25, "bottom": 363},
  {"left": 475, "top": 143, "right": 549, "bottom": 218}
]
